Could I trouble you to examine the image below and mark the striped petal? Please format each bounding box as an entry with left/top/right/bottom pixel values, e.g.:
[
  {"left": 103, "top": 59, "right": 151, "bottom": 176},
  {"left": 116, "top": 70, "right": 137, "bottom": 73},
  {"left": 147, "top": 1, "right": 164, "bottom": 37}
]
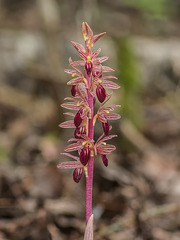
[
  {"left": 68, "top": 138, "right": 84, "bottom": 142},
  {"left": 100, "top": 135, "right": 117, "bottom": 142},
  {"left": 70, "top": 60, "right": 85, "bottom": 67},
  {"left": 71, "top": 42, "right": 86, "bottom": 61},
  {"left": 64, "top": 97, "right": 78, "bottom": 101},
  {"left": 93, "top": 56, "right": 109, "bottom": 65},
  {"left": 102, "top": 66, "right": 115, "bottom": 72},
  {"left": 97, "top": 144, "right": 116, "bottom": 155},
  {"left": 82, "top": 22, "right": 93, "bottom": 39},
  {"left": 59, "top": 120, "right": 75, "bottom": 128},
  {"left": 57, "top": 161, "right": 81, "bottom": 169},
  {"left": 61, "top": 102, "right": 80, "bottom": 110},
  {"left": 64, "top": 69, "right": 78, "bottom": 75},
  {"left": 101, "top": 76, "right": 118, "bottom": 80},
  {"left": 104, "top": 113, "right": 121, "bottom": 120},
  {"left": 91, "top": 48, "right": 101, "bottom": 59},
  {"left": 71, "top": 41, "right": 85, "bottom": 53},
  {"left": 64, "top": 142, "right": 83, "bottom": 152},
  {"left": 97, "top": 56, "right": 109, "bottom": 63},
  {"left": 67, "top": 77, "right": 83, "bottom": 85},
  {"left": 102, "top": 105, "right": 121, "bottom": 111},
  {"left": 92, "top": 32, "right": 106, "bottom": 44},
  {"left": 98, "top": 114, "right": 107, "bottom": 123},
  {"left": 101, "top": 80, "right": 120, "bottom": 89}
]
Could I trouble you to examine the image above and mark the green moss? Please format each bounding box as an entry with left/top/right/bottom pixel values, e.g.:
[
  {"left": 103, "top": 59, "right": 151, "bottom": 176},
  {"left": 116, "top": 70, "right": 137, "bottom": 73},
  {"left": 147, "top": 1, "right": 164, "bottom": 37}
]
[
  {"left": 0, "top": 146, "right": 9, "bottom": 162},
  {"left": 115, "top": 36, "right": 144, "bottom": 130}
]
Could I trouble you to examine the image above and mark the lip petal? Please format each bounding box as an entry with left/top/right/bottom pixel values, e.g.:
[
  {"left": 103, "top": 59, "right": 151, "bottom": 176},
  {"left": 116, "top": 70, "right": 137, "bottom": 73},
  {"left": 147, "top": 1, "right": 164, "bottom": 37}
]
[
  {"left": 101, "top": 155, "right": 108, "bottom": 167},
  {"left": 74, "top": 109, "right": 83, "bottom": 127},
  {"left": 96, "top": 84, "right": 106, "bottom": 103},
  {"left": 80, "top": 146, "right": 90, "bottom": 166},
  {"left": 64, "top": 142, "right": 83, "bottom": 152},
  {"left": 73, "top": 167, "right": 83, "bottom": 183}
]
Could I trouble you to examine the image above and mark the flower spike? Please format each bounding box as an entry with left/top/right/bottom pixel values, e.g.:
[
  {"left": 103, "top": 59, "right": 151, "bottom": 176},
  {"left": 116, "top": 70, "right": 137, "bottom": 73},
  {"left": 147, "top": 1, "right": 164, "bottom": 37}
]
[{"left": 58, "top": 23, "right": 120, "bottom": 230}]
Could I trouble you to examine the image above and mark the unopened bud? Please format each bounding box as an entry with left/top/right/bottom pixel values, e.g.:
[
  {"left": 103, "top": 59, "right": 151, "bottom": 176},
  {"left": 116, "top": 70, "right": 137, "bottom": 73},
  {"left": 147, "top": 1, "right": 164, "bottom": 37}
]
[
  {"left": 80, "top": 146, "right": 90, "bottom": 166},
  {"left": 96, "top": 84, "right": 106, "bottom": 103}
]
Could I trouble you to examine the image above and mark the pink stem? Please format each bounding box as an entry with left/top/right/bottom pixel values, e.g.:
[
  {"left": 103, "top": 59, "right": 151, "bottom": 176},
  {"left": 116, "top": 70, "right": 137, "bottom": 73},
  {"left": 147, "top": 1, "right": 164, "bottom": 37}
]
[{"left": 86, "top": 71, "right": 94, "bottom": 224}]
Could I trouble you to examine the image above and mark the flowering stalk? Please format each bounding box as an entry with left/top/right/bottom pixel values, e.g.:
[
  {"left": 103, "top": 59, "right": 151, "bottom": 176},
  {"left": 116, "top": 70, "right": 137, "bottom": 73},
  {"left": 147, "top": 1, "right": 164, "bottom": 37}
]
[
  {"left": 57, "top": 22, "right": 120, "bottom": 233},
  {"left": 86, "top": 57, "right": 94, "bottom": 223}
]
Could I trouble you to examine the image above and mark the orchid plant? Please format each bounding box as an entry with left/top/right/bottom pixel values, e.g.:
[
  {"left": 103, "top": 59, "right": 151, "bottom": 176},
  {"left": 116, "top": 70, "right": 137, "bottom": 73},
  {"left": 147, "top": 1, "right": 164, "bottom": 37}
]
[{"left": 57, "top": 22, "right": 120, "bottom": 238}]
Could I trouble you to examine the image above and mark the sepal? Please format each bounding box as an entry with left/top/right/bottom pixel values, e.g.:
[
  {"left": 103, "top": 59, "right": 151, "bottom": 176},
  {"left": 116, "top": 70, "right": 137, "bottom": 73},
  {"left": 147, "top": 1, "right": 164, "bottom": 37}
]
[
  {"left": 64, "top": 142, "right": 83, "bottom": 152},
  {"left": 101, "top": 80, "right": 120, "bottom": 89},
  {"left": 92, "top": 32, "right": 106, "bottom": 45},
  {"left": 57, "top": 161, "right": 81, "bottom": 169},
  {"left": 96, "top": 144, "right": 116, "bottom": 155},
  {"left": 59, "top": 120, "right": 75, "bottom": 128}
]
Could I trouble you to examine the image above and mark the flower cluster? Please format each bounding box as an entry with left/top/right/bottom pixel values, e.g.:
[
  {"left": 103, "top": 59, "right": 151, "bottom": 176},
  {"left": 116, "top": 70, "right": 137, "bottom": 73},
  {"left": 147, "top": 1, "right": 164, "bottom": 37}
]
[{"left": 57, "top": 22, "right": 120, "bottom": 183}]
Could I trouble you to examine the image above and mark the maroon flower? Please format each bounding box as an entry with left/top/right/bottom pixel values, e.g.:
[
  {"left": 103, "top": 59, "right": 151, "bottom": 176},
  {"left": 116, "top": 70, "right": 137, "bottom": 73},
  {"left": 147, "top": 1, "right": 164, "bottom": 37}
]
[
  {"left": 101, "top": 154, "right": 108, "bottom": 167},
  {"left": 96, "top": 84, "right": 106, "bottom": 103},
  {"left": 102, "top": 120, "right": 109, "bottom": 136},
  {"left": 74, "top": 108, "right": 83, "bottom": 127},
  {"left": 80, "top": 146, "right": 90, "bottom": 166},
  {"left": 71, "top": 85, "right": 77, "bottom": 97},
  {"left": 95, "top": 134, "right": 117, "bottom": 156},
  {"left": 73, "top": 167, "right": 83, "bottom": 183}
]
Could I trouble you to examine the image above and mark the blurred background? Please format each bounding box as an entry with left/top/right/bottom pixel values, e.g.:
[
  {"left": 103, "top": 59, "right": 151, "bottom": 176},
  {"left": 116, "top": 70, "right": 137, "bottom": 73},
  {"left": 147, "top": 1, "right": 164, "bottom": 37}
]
[{"left": 0, "top": 0, "right": 180, "bottom": 239}]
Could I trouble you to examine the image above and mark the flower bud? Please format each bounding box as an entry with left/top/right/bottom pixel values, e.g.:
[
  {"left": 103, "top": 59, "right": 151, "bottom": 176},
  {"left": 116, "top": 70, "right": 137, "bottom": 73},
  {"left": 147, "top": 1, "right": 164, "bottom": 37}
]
[
  {"left": 102, "top": 120, "right": 109, "bottom": 136},
  {"left": 74, "top": 126, "right": 86, "bottom": 139},
  {"left": 74, "top": 109, "right": 83, "bottom": 127},
  {"left": 73, "top": 168, "right": 83, "bottom": 183},
  {"left": 96, "top": 84, "right": 106, "bottom": 103},
  {"left": 80, "top": 146, "right": 90, "bottom": 166},
  {"left": 71, "top": 85, "right": 76, "bottom": 97},
  {"left": 85, "top": 61, "right": 93, "bottom": 75},
  {"left": 101, "top": 154, "right": 108, "bottom": 167}
]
